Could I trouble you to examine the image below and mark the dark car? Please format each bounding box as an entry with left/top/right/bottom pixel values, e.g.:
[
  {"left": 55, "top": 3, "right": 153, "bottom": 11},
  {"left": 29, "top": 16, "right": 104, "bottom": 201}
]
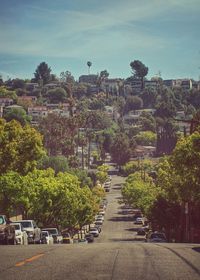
[
  {"left": 0, "top": 215, "right": 15, "bottom": 245},
  {"left": 85, "top": 233, "right": 94, "bottom": 243},
  {"left": 137, "top": 228, "right": 146, "bottom": 236},
  {"left": 146, "top": 232, "right": 167, "bottom": 243}
]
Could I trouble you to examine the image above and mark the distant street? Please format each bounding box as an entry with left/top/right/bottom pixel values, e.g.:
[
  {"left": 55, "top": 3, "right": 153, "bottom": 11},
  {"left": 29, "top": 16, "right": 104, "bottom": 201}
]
[{"left": 1, "top": 172, "right": 200, "bottom": 280}]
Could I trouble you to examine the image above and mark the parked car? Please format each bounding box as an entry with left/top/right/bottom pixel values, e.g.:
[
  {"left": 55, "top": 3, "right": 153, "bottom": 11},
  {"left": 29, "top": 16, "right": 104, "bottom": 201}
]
[
  {"left": 17, "top": 220, "right": 41, "bottom": 244},
  {"left": 62, "top": 232, "right": 73, "bottom": 244},
  {"left": 0, "top": 215, "right": 15, "bottom": 245},
  {"left": 146, "top": 231, "right": 167, "bottom": 243},
  {"left": 95, "top": 215, "right": 104, "bottom": 221},
  {"left": 41, "top": 230, "right": 54, "bottom": 245},
  {"left": 137, "top": 228, "right": 146, "bottom": 236},
  {"left": 134, "top": 217, "right": 144, "bottom": 225},
  {"left": 42, "top": 228, "right": 63, "bottom": 244},
  {"left": 89, "top": 228, "right": 99, "bottom": 237},
  {"left": 95, "top": 220, "right": 103, "bottom": 226},
  {"left": 104, "top": 187, "right": 110, "bottom": 192},
  {"left": 85, "top": 233, "right": 94, "bottom": 243},
  {"left": 11, "top": 222, "right": 28, "bottom": 245},
  {"left": 99, "top": 210, "right": 105, "bottom": 216}
]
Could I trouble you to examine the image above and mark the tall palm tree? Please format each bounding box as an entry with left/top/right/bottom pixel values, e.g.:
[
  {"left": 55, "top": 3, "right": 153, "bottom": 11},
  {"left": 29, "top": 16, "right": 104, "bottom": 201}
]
[{"left": 87, "top": 61, "right": 92, "bottom": 74}]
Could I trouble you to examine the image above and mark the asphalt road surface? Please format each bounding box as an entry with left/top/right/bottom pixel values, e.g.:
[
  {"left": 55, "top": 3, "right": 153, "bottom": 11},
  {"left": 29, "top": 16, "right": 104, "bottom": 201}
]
[{"left": 1, "top": 172, "right": 200, "bottom": 280}]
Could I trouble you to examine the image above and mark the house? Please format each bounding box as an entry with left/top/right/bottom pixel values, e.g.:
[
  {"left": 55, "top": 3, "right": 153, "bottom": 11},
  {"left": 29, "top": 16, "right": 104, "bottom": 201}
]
[
  {"left": 124, "top": 79, "right": 142, "bottom": 94},
  {"left": 43, "top": 83, "right": 60, "bottom": 91},
  {"left": 79, "top": 75, "right": 98, "bottom": 84},
  {"left": 0, "top": 97, "right": 14, "bottom": 106},
  {"left": 17, "top": 96, "right": 37, "bottom": 104},
  {"left": 25, "top": 83, "right": 39, "bottom": 92},
  {"left": 28, "top": 106, "right": 48, "bottom": 122},
  {"left": 180, "top": 79, "right": 193, "bottom": 91},
  {"left": 100, "top": 78, "right": 123, "bottom": 95},
  {"left": 163, "top": 79, "right": 176, "bottom": 88},
  {"left": 5, "top": 104, "right": 23, "bottom": 111},
  {"left": 144, "top": 80, "right": 158, "bottom": 90}
]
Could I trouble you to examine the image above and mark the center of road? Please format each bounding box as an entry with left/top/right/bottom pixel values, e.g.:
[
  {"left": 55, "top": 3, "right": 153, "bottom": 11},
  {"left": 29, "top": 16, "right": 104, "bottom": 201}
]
[{"left": 15, "top": 253, "right": 44, "bottom": 267}]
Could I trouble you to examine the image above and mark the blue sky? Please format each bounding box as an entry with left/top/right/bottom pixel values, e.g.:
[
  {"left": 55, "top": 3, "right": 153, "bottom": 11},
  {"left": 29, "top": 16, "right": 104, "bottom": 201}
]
[{"left": 0, "top": 0, "right": 200, "bottom": 81}]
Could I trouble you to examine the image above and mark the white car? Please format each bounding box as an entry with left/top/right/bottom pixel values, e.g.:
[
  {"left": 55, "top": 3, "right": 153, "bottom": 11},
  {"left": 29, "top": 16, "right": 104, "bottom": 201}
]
[
  {"left": 11, "top": 222, "right": 28, "bottom": 245},
  {"left": 41, "top": 230, "right": 54, "bottom": 245},
  {"left": 99, "top": 210, "right": 105, "bottom": 216},
  {"left": 89, "top": 228, "right": 99, "bottom": 237},
  {"left": 135, "top": 217, "right": 144, "bottom": 225},
  {"left": 42, "top": 228, "right": 63, "bottom": 244},
  {"left": 95, "top": 215, "right": 104, "bottom": 221},
  {"left": 95, "top": 219, "right": 103, "bottom": 226}
]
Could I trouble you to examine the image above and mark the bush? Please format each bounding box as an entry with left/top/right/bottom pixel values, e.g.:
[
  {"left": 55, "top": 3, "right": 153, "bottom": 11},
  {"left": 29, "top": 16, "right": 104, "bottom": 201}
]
[{"left": 120, "top": 161, "right": 139, "bottom": 176}]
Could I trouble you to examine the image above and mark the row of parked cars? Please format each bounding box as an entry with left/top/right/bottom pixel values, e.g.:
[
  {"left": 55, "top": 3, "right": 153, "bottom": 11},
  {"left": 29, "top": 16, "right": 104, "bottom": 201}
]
[
  {"left": 78, "top": 198, "right": 108, "bottom": 243},
  {"left": 0, "top": 196, "right": 108, "bottom": 246},
  {"left": 103, "top": 176, "right": 112, "bottom": 192},
  {"left": 132, "top": 211, "right": 167, "bottom": 243}
]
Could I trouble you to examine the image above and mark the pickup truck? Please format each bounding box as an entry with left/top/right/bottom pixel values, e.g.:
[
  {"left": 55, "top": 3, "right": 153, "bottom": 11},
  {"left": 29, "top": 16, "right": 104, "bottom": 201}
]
[
  {"left": 0, "top": 215, "right": 16, "bottom": 245},
  {"left": 42, "top": 228, "right": 63, "bottom": 243},
  {"left": 17, "top": 220, "right": 41, "bottom": 244}
]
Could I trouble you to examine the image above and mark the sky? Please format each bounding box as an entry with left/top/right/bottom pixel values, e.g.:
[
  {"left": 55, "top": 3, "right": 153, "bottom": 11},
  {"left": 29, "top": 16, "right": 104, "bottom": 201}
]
[{"left": 0, "top": 0, "right": 200, "bottom": 81}]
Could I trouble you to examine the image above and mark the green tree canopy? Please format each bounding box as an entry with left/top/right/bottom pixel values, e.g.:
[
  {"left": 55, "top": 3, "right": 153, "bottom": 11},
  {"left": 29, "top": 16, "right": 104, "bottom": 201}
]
[
  {"left": 33, "top": 62, "right": 52, "bottom": 85},
  {"left": 124, "top": 96, "right": 143, "bottom": 114},
  {"left": 110, "top": 133, "right": 131, "bottom": 166},
  {"left": 135, "top": 131, "right": 157, "bottom": 146},
  {"left": 0, "top": 119, "right": 45, "bottom": 175},
  {"left": 46, "top": 87, "right": 67, "bottom": 103},
  {"left": 0, "top": 86, "right": 17, "bottom": 100},
  {"left": 130, "top": 60, "right": 148, "bottom": 90},
  {"left": 4, "top": 107, "right": 31, "bottom": 126}
]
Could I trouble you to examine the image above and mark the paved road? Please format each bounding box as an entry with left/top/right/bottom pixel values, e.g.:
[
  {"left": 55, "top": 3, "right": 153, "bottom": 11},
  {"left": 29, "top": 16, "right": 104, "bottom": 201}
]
[{"left": 1, "top": 173, "right": 200, "bottom": 280}]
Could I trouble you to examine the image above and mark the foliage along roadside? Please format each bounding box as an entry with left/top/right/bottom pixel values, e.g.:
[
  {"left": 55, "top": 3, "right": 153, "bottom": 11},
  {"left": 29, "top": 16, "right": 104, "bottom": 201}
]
[{"left": 0, "top": 168, "right": 105, "bottom": 230}]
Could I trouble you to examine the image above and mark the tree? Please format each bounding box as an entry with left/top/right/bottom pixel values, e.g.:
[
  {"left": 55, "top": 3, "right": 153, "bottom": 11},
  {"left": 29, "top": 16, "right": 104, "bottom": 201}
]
[
  {"left": 0, "top": 86, "right": 17, "bottom": 100},
  {"left": 39, "top": 114, "right": 79, "bottom": 159},
  {"left": 11, "top": 79, "right": 25, "bottom": 90},
  {"left": 0, "top": 168, "right": 101, "bottom": 228},
  {"left": 155, "top": 88, "right": 177, "bottom": 119},
  {"left": 99, "top": 70, "right": 109, "bottom": 80},
  {"left": 33, "top": 62, "right": 52, "bottom": 85},
  {"left": 60, "top": 71, "right": 75, "bottom": 84},
  {"left": 139, "top": 112, "right": 156, "bottom": 132},
  {"left": 140, "top": 88, "right": 157, "bottom": 108},
  {"left": 0, "top": 119, "right": 45, "bottom": 175},
  {"left": 124, "top": 96, "right": 143, "bottom": 114},
  {"left": 87, "top": 61, "right": 92, "bottom": 74},
  {"left": 130, "top": 60, "right": 148, "bottom": 90},
  {"left": 135, "top": 131, "right": 157, "bottom": 146},
  {"left": 46, "top": 87, "right": 67, "bottom": 103},
  {"left": 4, "top": 107, "right": 31, "bottom": 126},
  {"left": 110, "top": 133, "right": 131, "bottom": 167},
  {"left": 98, "top": 70, "right": 109, "bottom": 88},
  {"left": 122, "top": 172, "right": 159, "bottom": 215},
  {"left": 37, "top": 155, "right": 69, "bottom": 174}
]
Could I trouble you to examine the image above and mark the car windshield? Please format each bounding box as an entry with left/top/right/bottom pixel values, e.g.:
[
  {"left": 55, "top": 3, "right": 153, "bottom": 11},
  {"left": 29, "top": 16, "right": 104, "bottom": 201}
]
[
  {"left": 151, "top": 233, "right": 166, "bottom": 239},
  {"left": 13, "top": 224, "right": 20, "bottom": 230},
  {"left": 46, "top": 229, "right": 58, "bottom": 235},
  {"left": 20, "top": 221, "right": 32, "bottom": 228},
  {"left": 0, "top": 216, "right": 5, "bottom": 225},
  {"left": 63, "top": 233, "right": 70, "bottom": 238},
  {"left": 42, "top": 232, "right": 48, "bottom": 236}
]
